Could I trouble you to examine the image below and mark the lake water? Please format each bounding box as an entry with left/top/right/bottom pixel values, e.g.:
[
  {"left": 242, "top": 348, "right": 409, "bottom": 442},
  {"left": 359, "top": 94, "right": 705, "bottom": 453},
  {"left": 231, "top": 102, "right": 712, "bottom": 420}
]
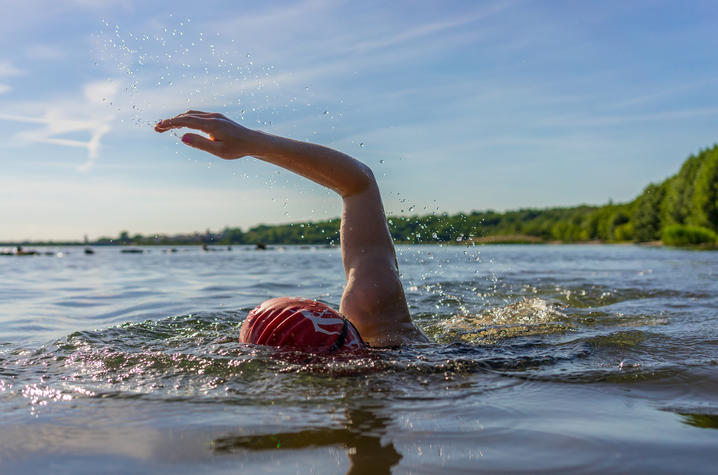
[{"left": 1, "top": 244, "right": 717, "bottom": 473}]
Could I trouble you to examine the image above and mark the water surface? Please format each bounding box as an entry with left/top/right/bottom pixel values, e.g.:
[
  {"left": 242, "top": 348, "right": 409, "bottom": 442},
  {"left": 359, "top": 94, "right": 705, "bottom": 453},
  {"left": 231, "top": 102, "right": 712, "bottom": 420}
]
[{"left": 1, "top": 244, "right": 717, "bottom": 473}]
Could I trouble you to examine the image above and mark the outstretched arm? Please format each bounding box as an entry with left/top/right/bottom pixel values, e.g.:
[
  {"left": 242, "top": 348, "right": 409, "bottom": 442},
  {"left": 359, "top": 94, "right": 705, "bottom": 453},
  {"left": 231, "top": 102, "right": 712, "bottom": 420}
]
[{"left": 155, "top": 111, "right": 429, "bottom": 346}]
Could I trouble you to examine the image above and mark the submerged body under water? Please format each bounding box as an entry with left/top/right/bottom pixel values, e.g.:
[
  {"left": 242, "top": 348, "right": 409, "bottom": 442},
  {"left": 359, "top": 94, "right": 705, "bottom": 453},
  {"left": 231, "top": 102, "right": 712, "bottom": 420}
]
[{"left": 1, "top": 244, "right": 717, "bottom": 473}]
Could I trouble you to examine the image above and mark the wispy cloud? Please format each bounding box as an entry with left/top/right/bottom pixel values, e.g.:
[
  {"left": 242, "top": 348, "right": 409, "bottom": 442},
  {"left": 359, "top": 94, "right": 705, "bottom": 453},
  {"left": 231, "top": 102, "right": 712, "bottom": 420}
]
[
  {"left": 0, "top": 61, "right": 24, "bottom": 77},
  {"left": 347, "top": 2, "right": 514, "bottom": 54},
  {"left": 82, "top": 0, "right": 524, "bottom": 146},
  {"left": 212, "top": 0, "right": 342, "bottom": 37},
  {"left": 599, "top": 78, "right": 718, "bottom": 111},
  {"left": 0, "top": 80, "right": 119, "bottom": 171},
  {"left": 25, "top": 44, "right": 66, "bottom": 61},
  {"left": 0, "top": 84, "right": 10, "bottom": 94},
  {"left": 201, "top": 0, "right": 515, "bottom": 79},
  {"left": 540, "top": 106, "right": 718, "bottom": 128},
  {"left": 0, "top": 111, "right": 112, "bottom": 171}
]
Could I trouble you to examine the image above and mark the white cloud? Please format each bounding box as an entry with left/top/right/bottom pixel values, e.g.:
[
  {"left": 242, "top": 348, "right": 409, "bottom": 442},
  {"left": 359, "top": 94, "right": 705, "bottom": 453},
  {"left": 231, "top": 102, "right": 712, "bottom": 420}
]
[
  {"left": 0, "top": 83, "right": 10, "bottom": 94},
  {"left": 67, "top": 0, "right": 135, "bottom": 6},
  {"left": 6, "top": 110, "right": 112, "bottom": 171},
  {"left": 213, "top": 0, "right": 340, "bottom": 36},
  {"left": 599, "top": 78, "right": 718, "bottom": 111},
  {"left": 347, "top": 3, "right": 513, "bottom": 55},
  {"left": 200, "top": 1, "right": 513, "bottom": 79},
  {"left": 0, "top": 61, "right": 24, "bottom": 76},
  {"left": 539, "top": 107, "right": 718, "bottom": 128},
  {"left": 25, "top": 44, "right": 66, "bottom": 61},
  {"left": 84, "top": 80, "right": 120, "bottom": 105},
  {"left": 0, "top": 80, "right": 119, "bottom": 171}
]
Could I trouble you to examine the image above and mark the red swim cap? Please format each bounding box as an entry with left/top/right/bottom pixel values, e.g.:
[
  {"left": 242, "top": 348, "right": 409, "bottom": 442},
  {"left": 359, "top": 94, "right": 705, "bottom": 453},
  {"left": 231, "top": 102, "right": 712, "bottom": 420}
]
[{"left": 239, "top": 297, "right": 365, "bottom": 353}]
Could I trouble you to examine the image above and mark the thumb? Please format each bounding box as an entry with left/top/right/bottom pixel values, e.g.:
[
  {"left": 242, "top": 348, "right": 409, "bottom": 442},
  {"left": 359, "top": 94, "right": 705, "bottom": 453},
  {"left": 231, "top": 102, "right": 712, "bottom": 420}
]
[{"left": 181, "top": 133, "right": 224, "bottom": 156}]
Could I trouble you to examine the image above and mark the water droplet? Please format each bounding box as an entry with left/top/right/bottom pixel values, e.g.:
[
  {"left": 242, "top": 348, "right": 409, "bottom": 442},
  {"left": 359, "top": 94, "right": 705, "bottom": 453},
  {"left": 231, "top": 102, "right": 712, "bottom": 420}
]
[
  {"left": 619, "top": 359, "right": 640, "bottom": 369},
  {"left": 359, "top": 143, "right": 365, "bottom": 148},
  {"left": 379, "top": 159, "right": 384, "bottom": 164}
]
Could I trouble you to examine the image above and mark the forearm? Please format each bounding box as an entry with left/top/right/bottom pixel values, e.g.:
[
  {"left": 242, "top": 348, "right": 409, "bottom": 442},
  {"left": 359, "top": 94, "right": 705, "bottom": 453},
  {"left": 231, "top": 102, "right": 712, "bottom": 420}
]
[
  {"left": 155, "top": 112, "right": 373, "bottom": 196},
  {"left": 250, "top": 131, "right": 374, "bottom": 197}
]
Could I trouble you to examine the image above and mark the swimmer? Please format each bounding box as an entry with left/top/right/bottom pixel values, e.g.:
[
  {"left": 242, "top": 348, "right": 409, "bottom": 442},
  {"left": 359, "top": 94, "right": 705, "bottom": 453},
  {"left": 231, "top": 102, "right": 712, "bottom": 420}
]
[{"left": 155, "top": 111, "right": 429, "bottom": 350}]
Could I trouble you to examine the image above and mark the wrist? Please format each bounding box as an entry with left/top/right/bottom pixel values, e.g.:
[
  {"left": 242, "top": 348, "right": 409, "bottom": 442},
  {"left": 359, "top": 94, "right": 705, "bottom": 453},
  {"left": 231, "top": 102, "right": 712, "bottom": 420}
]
[{"left": 246, "top": 129, "right": 278, "bottom": 159}]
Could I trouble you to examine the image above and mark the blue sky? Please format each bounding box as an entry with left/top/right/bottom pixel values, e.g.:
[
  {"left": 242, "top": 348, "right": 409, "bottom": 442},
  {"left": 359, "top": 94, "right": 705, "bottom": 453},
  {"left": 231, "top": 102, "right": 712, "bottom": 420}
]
[{"left": 1, "top": 0, "right": 717, "bottom": 241}]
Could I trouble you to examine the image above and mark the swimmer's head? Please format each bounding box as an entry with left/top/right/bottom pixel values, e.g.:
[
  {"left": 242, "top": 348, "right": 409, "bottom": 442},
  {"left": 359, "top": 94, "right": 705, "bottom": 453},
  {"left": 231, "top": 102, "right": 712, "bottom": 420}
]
[{"left": 239, "top": 297, "right": 365, "bottom": 353}]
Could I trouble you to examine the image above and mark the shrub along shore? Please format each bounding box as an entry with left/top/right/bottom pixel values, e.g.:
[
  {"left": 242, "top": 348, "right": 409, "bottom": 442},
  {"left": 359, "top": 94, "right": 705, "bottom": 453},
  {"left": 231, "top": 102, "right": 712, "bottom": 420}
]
[{"left": 4, "top": 145, "right": 717, "bottom": 248}]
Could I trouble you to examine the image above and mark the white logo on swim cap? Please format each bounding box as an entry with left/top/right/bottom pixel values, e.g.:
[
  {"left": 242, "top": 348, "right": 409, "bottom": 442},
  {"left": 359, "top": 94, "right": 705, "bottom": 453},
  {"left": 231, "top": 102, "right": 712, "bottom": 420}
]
[
  {"left": 298, "top": 309, "right": 344, "bottom": 335},
  {"left": 344, "top": 339, "right": 362, "bottom": 348}
]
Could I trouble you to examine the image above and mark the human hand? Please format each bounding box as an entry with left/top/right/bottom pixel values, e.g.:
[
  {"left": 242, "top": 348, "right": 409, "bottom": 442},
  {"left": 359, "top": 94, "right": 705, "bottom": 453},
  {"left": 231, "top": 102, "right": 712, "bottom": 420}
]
[{"left": 154, "top": 110, "right": 258, "bottom": 159}]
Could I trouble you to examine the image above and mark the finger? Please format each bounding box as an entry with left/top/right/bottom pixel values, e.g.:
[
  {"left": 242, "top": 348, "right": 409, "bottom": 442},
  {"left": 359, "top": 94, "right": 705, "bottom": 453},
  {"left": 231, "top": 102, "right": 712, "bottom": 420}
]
[
  {"left": 179, "top": 110, "right": 223, "bottom": 118},
  {"left": 155, "top": 111, "right": 226, "bottom": 132},
  {"left": 181, "top": 133, "right": 225, "bottom": 156},
  {"left": 155, "top": 115, "right": 216, "bottom": 134},
  {"left": 177, "top": 111, "right": 224, "bottom": 119},
  {"left": 179, "top": 112, "right": 222, "bottom": 119},
  {"left": 182, "top": 110, "right": 210, "bottom": 115}
]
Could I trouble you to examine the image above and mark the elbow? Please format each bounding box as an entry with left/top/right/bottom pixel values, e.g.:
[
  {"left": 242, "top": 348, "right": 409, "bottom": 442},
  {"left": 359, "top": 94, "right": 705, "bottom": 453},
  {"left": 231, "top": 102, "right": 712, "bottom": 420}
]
[
  {"left": 341, "top": 161, "right": 376, "bottom": 198},
  {"left": 355, "top": 161, "right": 376, "bottom": 191}
]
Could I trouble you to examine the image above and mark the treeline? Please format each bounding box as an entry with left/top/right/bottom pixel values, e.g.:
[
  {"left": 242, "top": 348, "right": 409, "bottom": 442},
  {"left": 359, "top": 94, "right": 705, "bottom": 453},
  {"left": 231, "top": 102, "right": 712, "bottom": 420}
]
[
  {"left": 433, "top": 144, "right": 717, "bottom": 245},
  {"left": 95, "top": 222, "right": 342, "bottom": 246},
  {"left": 12, "top": 144, "right": 714, "bottom": 248},
  {"left": 97, "top": 207, "right": 610, "bottom": 246},
  {"left": 395, "top": 144, "right": 718, "bottom": 245},
  {"left": 631, "top": 145, "right": 718, "bottom": 244},
  {"left": 102, "top": 144, "right": 717, "bottom": 247}
]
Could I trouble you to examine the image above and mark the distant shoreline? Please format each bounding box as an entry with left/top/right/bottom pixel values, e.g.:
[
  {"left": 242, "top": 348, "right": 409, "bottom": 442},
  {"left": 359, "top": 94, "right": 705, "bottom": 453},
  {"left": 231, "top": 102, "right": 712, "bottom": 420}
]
[{"left": 2, "top": 238, "right": 716, "bottom": 250}]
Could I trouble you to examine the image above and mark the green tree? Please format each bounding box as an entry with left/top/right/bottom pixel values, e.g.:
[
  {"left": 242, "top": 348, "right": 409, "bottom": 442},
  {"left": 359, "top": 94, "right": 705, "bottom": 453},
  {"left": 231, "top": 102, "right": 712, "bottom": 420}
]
[
  {"left": 690, "top": 147, "right": 718, "bottom": 232},
  {"left": 662, "top": 154, "right": 701, "bottom": 226},
  {"left": 633, "top": 183, "right": 666, "bottom": 242}
]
